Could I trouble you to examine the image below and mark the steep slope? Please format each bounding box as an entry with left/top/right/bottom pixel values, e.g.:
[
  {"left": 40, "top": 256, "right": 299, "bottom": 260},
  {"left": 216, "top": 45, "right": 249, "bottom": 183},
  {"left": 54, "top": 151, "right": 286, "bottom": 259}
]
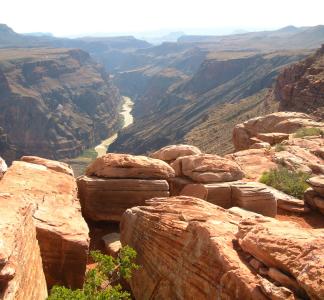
[
  {"left": 110, "top": 50, "right": 309, "bottom": 155},
  {"left": 275, "top": 44, "right": 324, "bottom": 118},
  {"left": 0, "top": 48, "right": 121, "bottom": 163}
]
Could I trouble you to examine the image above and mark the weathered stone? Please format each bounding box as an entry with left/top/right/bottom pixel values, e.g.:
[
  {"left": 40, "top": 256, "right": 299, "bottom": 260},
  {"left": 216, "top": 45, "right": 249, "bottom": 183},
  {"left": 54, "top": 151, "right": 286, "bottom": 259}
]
[
  {"left": 258, "top": 275, "right": 295, "bottom": 300},
  {"left": 256, "top": 132, "right": 290, "bottom": 145},
  {"left": 0, "top": 160, "right": 89, "bottom": 289},
  {"left": 102, "top": 233, "right": 121, "bottom": 257},
  {"left": 167, "top": 176, "right": 194, "bottom": 196},
  {"left": 77, "top": 175, "right": 170, "bottom": 221},
  {"left": 120, "top": 196, "right": 266, "bottom": 300},
  {"left": 86, "top": 153, "right": 175, "bottom": 179},
  {"left": 181, "top": 182, "right": 232, "bottom": 208},
  {"left": 233, "top": 112, "right": 323, "bottom": 151},
  {"left": 0, "top": 193, "right": 47, "bottom": 300},
  {"left": 231, "top": 182, "right": 277, "bottom": 217},
  {"left": 249, "top": 142, "right": 271, "bottom": 149},
  {"left": 226, "top": 149, "right": 277, "bottom": 181},
  {"left": 0, "top": 156, "right": 7, "bottom": 179},
  {"left": 170, "top": 154, "right": 244, "bottom": 183},
  {"left": 21, "top": 155, "right": 74, "bottom": 176},
  {"left": 237, "top": 216, "right": 324, "bottom": 299},
  {"left": 307, "top": 176, "right": 324, "bottom": 197},
  {"left": 150, "top": 144, "right": 201, "bottom": 162}
]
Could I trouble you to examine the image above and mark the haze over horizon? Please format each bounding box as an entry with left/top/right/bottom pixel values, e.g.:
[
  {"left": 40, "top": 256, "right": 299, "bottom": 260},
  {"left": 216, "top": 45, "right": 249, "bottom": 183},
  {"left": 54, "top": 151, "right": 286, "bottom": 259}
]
[{"left": 0, "top": 0, "right": 324, "bottom": 37}]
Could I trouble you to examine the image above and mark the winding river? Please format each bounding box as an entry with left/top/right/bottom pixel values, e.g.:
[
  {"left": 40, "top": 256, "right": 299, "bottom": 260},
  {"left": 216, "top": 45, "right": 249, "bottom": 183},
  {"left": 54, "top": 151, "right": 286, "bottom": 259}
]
[{"left": 94, "top": 96, "right": 134, "bottom": 157}]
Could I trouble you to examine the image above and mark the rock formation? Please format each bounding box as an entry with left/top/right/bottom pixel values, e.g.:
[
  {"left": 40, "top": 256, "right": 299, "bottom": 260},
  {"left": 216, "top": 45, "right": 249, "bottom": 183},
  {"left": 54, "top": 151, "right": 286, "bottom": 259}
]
[
  {"left": 304, "top": 176, "right": 324, "bottom": 214},
  {"left": 233, "top": 112, "right": 323, "bottom": 151},
  {"left": 275, "top": 44, "right": 324, "bottom": 118},
  {"left": 0, "top": 193, "right": 48, "bottom": 300},
  {"left": 0, "top": 158, "right": 89, "bottom": 289},
  {"left": 150, "top": 144, "right": 201, "bottom": 162},
  {"left": 170, "top": 154, "right": 244, "bottom": 183},
  {"left": 0, "top": 48, "right": 121, "bottom": 163},
  {"left": 121, "top": 196, "right": 324, "bottom": 299}
]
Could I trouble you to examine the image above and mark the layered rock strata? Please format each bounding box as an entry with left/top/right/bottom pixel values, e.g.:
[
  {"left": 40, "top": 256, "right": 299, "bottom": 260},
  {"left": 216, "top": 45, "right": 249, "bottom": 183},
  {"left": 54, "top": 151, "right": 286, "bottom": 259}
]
[
  {"left": 150, "top": 144, "right": 201, "bottom": 162},
  {"left": 0, "top": 158, "right": 89, "bottom": 289},
  {"left": 304, "top": 176, "right": 324, "bottom": 214},
  {"left": 0, "top": 193, "right": 48, "bottom": 300}
]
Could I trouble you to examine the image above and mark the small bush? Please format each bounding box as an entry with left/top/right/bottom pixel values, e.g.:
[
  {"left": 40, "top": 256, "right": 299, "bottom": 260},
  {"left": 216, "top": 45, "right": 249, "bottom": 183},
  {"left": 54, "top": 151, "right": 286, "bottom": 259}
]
[
  {"left": 294, "top": 127, "right": 323, "bottom": 138},
  {"left": 260, "top": 167, "right": 310, "bottom": 199},
  {"left": 47, "top": 246, "right": 138, "bottom": 300},
  {"left": 274, "top": 143, "right": 286, "bottom": 152}
]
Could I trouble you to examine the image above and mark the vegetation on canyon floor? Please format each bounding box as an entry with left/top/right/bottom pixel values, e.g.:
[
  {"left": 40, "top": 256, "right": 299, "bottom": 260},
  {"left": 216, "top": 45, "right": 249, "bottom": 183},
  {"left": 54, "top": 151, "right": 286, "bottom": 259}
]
[
  {"left": 294, "top": 127, "right": 323, "bottom": 138},
  {"left": 47, "top": 246, "right": 138, "bottom": 300},
  {"left": 260, "top": 167, "right": 310, "bottom": 199}
]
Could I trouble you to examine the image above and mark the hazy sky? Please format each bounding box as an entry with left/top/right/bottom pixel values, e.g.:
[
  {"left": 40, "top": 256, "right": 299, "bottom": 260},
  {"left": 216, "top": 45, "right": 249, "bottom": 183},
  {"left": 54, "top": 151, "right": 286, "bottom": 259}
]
[{"left": 1, "top": 0, "right": 323, "bottom": 36}]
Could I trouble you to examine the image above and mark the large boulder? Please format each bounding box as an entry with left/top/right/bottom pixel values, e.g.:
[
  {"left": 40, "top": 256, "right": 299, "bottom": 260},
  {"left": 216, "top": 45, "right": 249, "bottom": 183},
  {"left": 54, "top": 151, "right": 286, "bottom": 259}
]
[
  {"left": 0, "top": 159, "right": 89, "bottom": 289},
  {"left": 170, "top": 154, "right": 244, "bottom": 183},
  {"left": 0, "top": 156, "right": 7, "bottom": 179},
  {"left": 120, "top": 196, "right": 265, "bottom": 299},
  {"left": 21, "top": 155, "right": 74, "bottom": 176},
  {"left": 233, "top": 112, "right": 323, "bottom": 151},
  {"left": 77, "top": 176, "right": 170, "bottom": 221},
  {"left": 237, "top": 216, "right": 324, "bottom": 299},
  {"left": 86, "top": 153, "right": 175, "bottom": 179},
  {"left": 150, "top": 144, "right": 201, "bottom": 162},
  {"left": 0, "top": 193, "right": 48, "bottom": 300},
  {"left": 307, "top": 176, "right": 324, "bottom": 197}
]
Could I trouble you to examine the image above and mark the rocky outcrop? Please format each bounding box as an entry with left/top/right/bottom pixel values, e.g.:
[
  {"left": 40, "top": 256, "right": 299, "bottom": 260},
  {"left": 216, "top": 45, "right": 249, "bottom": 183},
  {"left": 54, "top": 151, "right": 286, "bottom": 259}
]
[
  {"left": 170, "top": 154, "right": 244, "bottom": 183},
  {"left": 120, "top": 196, "right": 265, "bottom": 299},
  {"left": 233, "top": 112, "right": 323, "bottom": 151},
  {"left": 181, "top": 181, "right": 277, "bottom": 217},
  {"left": 275, "top": 45, "right": 324, "bottom": 118},
  {"left": 0, "top": 156, "right": 7, "bottom": 179},
  {"left": 0, "top": 158, "right": 89, "bottom": 289},
  {"left": 0, "top": 48, "right": 121, "bottom": 163},
  {"left": 102, "top": 233, "right": 121, "bottom": 257},
  {"left": 0, "top": 193, "right": 48, "bottom": 300},
  {"left": 150, "top": 144, "right": 201, "bottom": 162},
  {"left": 304, "top": 176, "right": 324, "bottom": 214},
  {"left": 77, "top": 176, "right": 170, "bottom": 221},
  {"left": 86, "top": 153, "right": 175, "bottom": 179},
  {"left": 237, "top": 216, "right": 324, "bottom": 299}
]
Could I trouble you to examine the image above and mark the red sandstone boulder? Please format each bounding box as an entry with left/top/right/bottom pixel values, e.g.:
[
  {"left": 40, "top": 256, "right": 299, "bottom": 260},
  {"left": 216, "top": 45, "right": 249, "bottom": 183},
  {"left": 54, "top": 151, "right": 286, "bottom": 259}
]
[
  {"left": 0, "top": 193, "right": 48, "bottom": 300},
  {"left": 170, "top": 154, "right": 244, "bottom": 183},
  {"left": 0, "top": 160, "right": 89, "bottom": 289},
  {"left": 233, "top": 112, "right": 323, "bottom": 151},
  {"left": 120, "top": 196, "right": 265, "bottom": 299},
  {"left": 86, "top": 153, "right": 175, "bottom": 179},
  {"left": 77, "top": 176, "right": 170, "bottom": 221},
  {"left": 21, "top": 155, "right": 74, "bottom": 176},
  {"left": 237, "top": 216, "right": 324, "bottom": 299},
  {"left": 150, "top": 144, "right": 201, "bottom": 162},
  {"left": 0, "top": 156, "right": 7, "bottom": 179},
  {"left": 307, "top": 176, "right": 324, "bottom": 197}
]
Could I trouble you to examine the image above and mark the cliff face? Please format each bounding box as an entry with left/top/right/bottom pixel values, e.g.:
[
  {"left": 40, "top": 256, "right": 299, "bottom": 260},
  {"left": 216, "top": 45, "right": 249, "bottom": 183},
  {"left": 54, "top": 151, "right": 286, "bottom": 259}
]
[
  {"left": 275, "top": 45, "right": 324, "bottom": 119},
  {"left": 0, "top": 48, "right": 121, "bottom": 163}
]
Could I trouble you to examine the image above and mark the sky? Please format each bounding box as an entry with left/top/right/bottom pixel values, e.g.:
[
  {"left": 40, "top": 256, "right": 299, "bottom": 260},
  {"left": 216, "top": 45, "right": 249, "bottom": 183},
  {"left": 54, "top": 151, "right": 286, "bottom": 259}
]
[{"left": 0, "top": 0, "right": 324, "bottom": 37}]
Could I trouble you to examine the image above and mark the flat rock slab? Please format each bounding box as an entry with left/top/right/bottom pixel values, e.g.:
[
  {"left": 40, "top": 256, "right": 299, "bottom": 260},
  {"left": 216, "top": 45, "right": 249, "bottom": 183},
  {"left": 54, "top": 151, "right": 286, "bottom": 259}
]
[
  {"left": 307, "top": 176, "right": 324, "bottom": 197},
  {"left": 102, "top": 233, "right": 121, "bottom": 257},
  {"left": 237, "top": 216, "right": 324, "bottom": 299},
  {"left": 86, "top": 153, "right": 175, "bottom": 179},
  {"left": 0, "top": 193, "right": 48, "bottom": 300},
  {"left": 150, "top": 144, "right": 201, "bottom": 162},
  {"left": 77, "top": 176, "right": 170, "bottom": 221},
  {"left": 120, "top": 196, "right": 265, "bottom": 300},
  {"left": 0, "top": 159, "right": 89, "bottom": 289}
]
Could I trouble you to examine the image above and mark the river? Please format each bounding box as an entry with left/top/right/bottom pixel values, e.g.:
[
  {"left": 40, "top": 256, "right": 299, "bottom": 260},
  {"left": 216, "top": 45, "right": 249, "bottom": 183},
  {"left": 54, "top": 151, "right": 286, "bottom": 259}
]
[{"left": 94, "top": 96, "right": 134, "bottom": 157}]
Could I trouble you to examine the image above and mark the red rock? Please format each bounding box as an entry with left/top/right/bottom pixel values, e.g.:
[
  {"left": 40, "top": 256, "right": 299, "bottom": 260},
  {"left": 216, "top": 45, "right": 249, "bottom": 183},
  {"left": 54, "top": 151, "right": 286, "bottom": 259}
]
[
  {"left": 249, "top": 142, "right": 271, "bottom": 149},
  {"left": 233, "top": 112, "right": 323, "bottom": 151},
  {"left": 0, "top": 160, "right": 89, "bottom": 289},
  {"left": 21, "top": 155, "right": 74, "bottom": 176},
  {"left": 102, "top": 233, "right": 121, "bottom": 257},
  {"left": 237, "top": 216, "right": 324, "bottom": 299},
  {"left": 167, "top": 176, "right": 194, "bottom": 196},
  {"left": 0, "top": 193, "right": 48, "bottom": 300},
  {"left": 256, "top": 132, "right": 290, "bottom": 145},
  {"left": 170, "top": 154, "right": 244, "bottom": 183},
  {"left": 77, "top": 176, "right": 170, "bottom": 221},
  {"left": 307, "top": 175, "right": 324, "bottom": 197},
  {"left": 120, "top": 196, "right": 265, "bottom": 299},
  {"left": 150, "top": 144, "right": 201, "bottom": 162},
  {"left": 86, "top": 153, "right": 175, "bottom": 179}
]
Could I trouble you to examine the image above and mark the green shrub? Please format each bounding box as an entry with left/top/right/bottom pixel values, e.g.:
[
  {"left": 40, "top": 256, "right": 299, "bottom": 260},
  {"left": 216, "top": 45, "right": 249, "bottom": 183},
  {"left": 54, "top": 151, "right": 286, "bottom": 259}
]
[
  {"left": 260, "top": 167, "right": 310, "bottom": 199},
  {"left": 294, "top": 127, "right": 323, "bottom": 138},
  {"left": 47, "top": 246, "right": 138, "bottom": 300},
  {"left": 274, "top": 143, "right": 286, "bottom": 152}
]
